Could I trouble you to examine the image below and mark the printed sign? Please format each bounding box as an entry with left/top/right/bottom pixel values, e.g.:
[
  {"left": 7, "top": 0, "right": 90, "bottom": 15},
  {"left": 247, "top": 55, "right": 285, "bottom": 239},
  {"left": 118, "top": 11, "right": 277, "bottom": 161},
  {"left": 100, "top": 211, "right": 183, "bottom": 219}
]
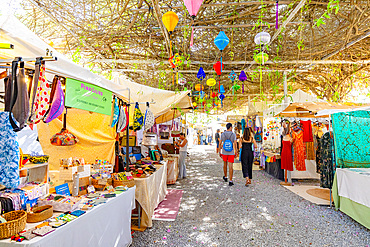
[
  {"left": 55, "top": 183, "right": 71, "bottom": 196},
  {"left": 65, "top": 78, "right": 112, "bottom": 115}
]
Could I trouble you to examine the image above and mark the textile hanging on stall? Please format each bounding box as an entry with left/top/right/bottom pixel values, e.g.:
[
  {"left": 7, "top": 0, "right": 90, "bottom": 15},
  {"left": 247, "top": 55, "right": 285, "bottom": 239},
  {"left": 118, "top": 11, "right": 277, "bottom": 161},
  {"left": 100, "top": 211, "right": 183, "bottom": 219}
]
[
  {"left": 320, "top": 131, "right": 335, "bottom": 188},
  {"left": 110, "top": 97, "right": 119, "bottom": 128},
  {"left": 332, "top": 111, "right": 370, "bottom": 168},
  {"left": 281, "top": 140, "right": 293, "bottom": 171},
  {"left": 44, "top": 78, "right": 65, "bottom": 123},
  {"left": 305, "top": 142, "right": 315, "bottom": 160},
  {"left": 313, "top": 123, "right": 324, "bottom": 173},
  {"left": 292, "top": 130, "right": 306, "bottom": 171},
  {"left": 3, "top": 74, "right": 12, "bottom": 112},
  {"left": 12, "top": 62, "right": 29, "bottom": 129},
  {"left": 241, "top": 118, "right": 246, "bottom": 134},
  {"left": 0, "top": 112, "right": 20, "bottom": 188},
  {"left": 143, "top": 104, "right": 155, "bottom": 131},
  {"left": 300, "top": 120, "right": 313, "bottom": 142},
  {"left": 31, "top": 64, "right": 51, "bottom": 124},
  {"left": 133, "top": 102, "right": 144, "bottom": 131}
]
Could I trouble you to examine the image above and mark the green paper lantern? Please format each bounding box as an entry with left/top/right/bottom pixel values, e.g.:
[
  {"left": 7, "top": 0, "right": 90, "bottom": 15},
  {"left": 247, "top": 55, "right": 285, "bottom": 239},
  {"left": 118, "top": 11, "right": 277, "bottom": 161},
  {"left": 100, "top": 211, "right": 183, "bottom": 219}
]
[{"left": 254, "top": 52, "right": 269, "bottom": 65}]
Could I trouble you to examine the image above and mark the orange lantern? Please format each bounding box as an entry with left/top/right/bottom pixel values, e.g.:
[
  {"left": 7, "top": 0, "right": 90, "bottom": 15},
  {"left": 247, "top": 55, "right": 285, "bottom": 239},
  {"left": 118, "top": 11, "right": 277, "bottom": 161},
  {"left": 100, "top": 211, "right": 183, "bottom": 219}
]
[
  {"left": 195, "top": 84, "right": 204, "bottom": 91},
  {"left": 162, "top": 11, "right": 179, "bottom": 35}
]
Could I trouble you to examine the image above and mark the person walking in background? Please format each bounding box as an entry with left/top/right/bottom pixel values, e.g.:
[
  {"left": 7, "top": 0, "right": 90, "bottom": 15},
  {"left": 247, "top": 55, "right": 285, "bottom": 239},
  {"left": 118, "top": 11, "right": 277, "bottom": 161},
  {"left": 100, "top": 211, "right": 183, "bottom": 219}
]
[
  {"left": 240, "top": 127, "right": 257, "bottom": 186},
  {"left": 219, "top": 123, "right": 237, "bottom": 186},
  {"left": 215, "top": 129, "right": 221, "bottom": 153},
  {"left": 174, "top": 133, "right": 188, "bottom": 179}
]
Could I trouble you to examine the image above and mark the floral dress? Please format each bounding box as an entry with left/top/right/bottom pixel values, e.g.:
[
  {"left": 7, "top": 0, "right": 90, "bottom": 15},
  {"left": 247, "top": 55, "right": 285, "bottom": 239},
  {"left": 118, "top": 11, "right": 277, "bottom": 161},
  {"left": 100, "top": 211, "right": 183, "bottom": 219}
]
[
  {"left": 0, "top": 112, "right": 20, "bottom": 188},
  {"left": 292, "top": 130, "right": 306, "bottom": 171}
]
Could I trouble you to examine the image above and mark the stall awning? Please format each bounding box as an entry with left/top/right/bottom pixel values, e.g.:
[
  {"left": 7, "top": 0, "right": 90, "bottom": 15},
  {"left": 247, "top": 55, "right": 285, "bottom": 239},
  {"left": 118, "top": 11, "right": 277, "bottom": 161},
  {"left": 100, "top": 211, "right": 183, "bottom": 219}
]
[
  {"left": 113, "top": 75, "right": 192, "bottom": 123},
  {"left": 275, "top": 102, "right": 354, "bottom": 118},
  {"left": 0, "top": 13, "right": 128, "bottom": 101}
]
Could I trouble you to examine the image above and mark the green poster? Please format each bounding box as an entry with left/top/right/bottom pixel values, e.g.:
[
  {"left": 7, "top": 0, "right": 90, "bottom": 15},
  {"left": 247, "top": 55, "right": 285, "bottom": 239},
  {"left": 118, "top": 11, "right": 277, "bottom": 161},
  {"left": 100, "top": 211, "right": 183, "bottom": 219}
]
[{"left": 65, "top": 78, "right": 112, "bottom": 115}]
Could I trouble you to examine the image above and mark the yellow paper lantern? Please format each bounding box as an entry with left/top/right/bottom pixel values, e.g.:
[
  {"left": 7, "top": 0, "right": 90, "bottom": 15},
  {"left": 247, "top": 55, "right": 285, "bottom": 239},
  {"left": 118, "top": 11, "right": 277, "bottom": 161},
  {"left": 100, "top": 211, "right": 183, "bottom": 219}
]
[
  {"left": 162, "top": 11, "right": 179, "bottom": 34},
  {"left": 193, "top": 102, "right": 197, "bottom": 107},
  {"left": 206, "top": 78, "right": 217, "bottom": 87},
  {"left": 195, "top": 84, "right": 204, "bottom": 91}
]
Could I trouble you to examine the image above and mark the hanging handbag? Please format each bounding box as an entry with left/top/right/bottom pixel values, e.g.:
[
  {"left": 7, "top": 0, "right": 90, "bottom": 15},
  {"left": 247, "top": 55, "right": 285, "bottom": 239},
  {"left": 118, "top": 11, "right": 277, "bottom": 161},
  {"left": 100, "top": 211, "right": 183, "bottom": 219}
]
[
  {"left": 50, "top": 108, "right": 78, "bottom": 146},
  {"left": 44, "top": 76, "right": 65, "bottom": 123},
  {"left": 133, "top": 102, "right": 144, "bottom": 131},
  {"left": 143, "top": 102, "right": 155, "bottom": 131}
]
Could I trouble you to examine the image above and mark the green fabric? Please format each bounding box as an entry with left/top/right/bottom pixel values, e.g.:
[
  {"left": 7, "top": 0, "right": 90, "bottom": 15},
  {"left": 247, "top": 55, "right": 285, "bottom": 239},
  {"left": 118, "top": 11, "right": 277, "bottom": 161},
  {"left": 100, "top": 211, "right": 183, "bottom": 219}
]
[
  {"left": 332, "top": 111, "right": 370, "bottom": 168},
  {"left": 333, "top": 174, "right": 370, "bottom": 229}
]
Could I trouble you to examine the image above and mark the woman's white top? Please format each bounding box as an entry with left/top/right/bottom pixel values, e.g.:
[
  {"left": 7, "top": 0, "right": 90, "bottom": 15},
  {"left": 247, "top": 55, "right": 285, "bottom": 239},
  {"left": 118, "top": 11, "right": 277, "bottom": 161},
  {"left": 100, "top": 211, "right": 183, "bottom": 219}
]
[{"left": 179, "top": 139, "right": 188, "bottom": 152}]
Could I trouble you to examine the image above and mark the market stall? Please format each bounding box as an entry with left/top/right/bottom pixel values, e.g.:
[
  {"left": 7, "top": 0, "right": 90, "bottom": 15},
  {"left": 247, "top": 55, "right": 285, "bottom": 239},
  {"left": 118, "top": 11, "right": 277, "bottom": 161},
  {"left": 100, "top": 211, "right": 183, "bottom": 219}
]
[
  {"left": 0, "top": 187, "right": 136, "bottom": 247},
  {"left": 134, "top": 163, "right": 167, "bottom": 228},
  {"left": 332, "top": 168, "right": 370, "bottom": 229}
]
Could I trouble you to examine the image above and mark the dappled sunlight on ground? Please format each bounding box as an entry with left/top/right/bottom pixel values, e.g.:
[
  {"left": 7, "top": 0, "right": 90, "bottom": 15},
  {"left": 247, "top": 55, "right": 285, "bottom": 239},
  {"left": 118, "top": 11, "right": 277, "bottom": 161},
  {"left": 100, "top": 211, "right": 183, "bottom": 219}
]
[{"left": 132, "top": 145, "right": 370, "bottom": 246}]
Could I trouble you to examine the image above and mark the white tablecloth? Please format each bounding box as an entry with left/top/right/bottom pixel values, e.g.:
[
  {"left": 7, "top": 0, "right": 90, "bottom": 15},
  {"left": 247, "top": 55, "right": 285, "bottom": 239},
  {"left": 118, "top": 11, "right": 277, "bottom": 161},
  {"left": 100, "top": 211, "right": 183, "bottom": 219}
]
[
  {"left": 166, "top": 155, "right": 179, "bottom": 184},
  {"left": 134, "top": 163, "right": 167, "bottom": 228},
  {"left": 337, "top": 168, "right": 370, "bottom": 208},
  {"left": 0, "top": 187, "right": 136, "bottom": 247}
]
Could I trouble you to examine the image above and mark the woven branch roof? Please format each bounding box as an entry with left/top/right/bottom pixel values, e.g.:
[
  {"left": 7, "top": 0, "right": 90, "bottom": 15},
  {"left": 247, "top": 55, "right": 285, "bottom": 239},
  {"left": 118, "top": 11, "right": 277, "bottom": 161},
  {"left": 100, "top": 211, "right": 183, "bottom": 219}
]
[{"left": 17, "top": 0, "right": 370, "bottom": 112}]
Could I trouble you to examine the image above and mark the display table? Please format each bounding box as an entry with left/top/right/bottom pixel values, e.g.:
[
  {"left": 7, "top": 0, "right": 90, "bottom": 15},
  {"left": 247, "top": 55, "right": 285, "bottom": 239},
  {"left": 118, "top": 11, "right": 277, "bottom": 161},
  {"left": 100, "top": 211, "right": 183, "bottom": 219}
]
[
  {"left": 0, "top": 187, "right": 136, "bottom": 247},
  {"left": 166, "top": 155, "right": 179, "bottom": 184},
  {"left": 263, "top": 151, "right": 284, "bottom": 181},
  {"left": 134, "top": 162, "right": 167, "bottom": 228},
  {"left": 333, "top": 168, "right": 370, "bottom": 229}
]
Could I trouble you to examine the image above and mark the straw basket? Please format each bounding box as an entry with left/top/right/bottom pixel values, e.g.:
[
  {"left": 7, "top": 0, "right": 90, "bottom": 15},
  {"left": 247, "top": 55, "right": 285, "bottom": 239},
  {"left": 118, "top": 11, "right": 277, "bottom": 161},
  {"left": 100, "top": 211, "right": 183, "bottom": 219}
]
[
  {"left": 113, "top": 179, "right": 135, "bottom": 188},
  {"left": 92, "top": 178, "right": 112, "bottom": 190},
  {"left": 0, "top": 210, "right": 27, "bottom": 239},
  {"left": 27, "top": 205, "right": 53, "bottom": 223}
]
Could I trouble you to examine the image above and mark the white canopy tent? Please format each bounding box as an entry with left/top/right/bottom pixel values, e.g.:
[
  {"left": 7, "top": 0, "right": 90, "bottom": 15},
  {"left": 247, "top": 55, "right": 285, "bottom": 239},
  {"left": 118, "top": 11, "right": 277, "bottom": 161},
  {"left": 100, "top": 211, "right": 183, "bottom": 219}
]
[{"left": 0, "top": 12, "right": 129, "bottom": 100}]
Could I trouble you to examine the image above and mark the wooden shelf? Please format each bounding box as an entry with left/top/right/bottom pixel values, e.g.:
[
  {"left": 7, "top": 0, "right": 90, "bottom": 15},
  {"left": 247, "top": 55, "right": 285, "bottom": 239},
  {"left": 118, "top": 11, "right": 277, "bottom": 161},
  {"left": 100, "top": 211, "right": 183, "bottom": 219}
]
[{"left": 20, "top": 162, "right": 49, "bottom": 171}]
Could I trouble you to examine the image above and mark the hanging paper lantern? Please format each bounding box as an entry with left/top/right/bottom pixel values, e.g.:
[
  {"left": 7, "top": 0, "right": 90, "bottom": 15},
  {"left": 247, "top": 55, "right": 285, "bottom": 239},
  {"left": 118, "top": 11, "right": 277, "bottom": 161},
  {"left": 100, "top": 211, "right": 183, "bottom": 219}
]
[
  {"left": 213, "top": 61, "right": 224, "bottom": 76},
  {"left": 183, "top": 0, "right": 203, "bottom": 19},
  {"left": 169, "top": 53, "right": 182, "bottom": 68},
  {"left": 162, "top": 11, "right": 179, "bottom": 35},
  {"left": 199, "top": 91, "right": 207, "bottom": 99},
  {"left": 211, "top": 92, "right": 217, "bottom": 98},
  {"left": 195, "top": 84, "right": 204, "bottom": 91},
  {"left": 254, "top": 31, "right": 271, "bottom": 45},
  {"left": 197, "top": 67, "right": 206, "bottom": 81},
  {"left": 193, "top": 102, "right": 197, "bottom": 107},
  {"left": 219, "top": 85, "right": 225, "bottom": 94},
  {"left": 239, "top": 71, "right": 247, "bottom": 81},
  {"left": 232, "top": 84, "right": 241, "bottom": 91},
  {"left": 214, "top": 31, "right": 229, "bottom": 52},
  {"left": 206, "top": 103, "right": 212, "bottom": 108},
  {"left": 254, "top": 52, "right": 269, "bottom": 65},
  {"left": 206, "top": 78, "right": 217, "bottom": 87},
  {"left": 228, "top": 70, "right": 237, "bottom": 82},
  {"left": 218, "top": 94, "right": 225, "bottom": 101},
  {"left": 178, "top": 77, "right": 186, "bottom": 86}
]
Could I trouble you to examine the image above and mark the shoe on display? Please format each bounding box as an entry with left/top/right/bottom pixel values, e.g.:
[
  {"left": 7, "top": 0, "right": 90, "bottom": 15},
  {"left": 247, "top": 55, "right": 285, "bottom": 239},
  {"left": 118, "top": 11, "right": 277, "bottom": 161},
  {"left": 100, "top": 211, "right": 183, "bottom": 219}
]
[{"left": 223, "top": 176, "right": 228, "bottom": 182}]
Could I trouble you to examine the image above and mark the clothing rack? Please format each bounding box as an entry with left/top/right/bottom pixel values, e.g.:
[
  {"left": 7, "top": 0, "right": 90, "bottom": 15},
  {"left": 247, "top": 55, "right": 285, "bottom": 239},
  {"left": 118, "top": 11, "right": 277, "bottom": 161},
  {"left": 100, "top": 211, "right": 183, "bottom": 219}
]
[{"left": 0, "top": 56, "right": 57, "bottom": 64}]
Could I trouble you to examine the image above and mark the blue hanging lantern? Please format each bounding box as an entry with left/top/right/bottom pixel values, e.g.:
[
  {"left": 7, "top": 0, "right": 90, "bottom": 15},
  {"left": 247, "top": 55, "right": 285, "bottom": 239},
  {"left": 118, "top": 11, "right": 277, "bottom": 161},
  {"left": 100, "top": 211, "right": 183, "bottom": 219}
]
[
  {"left": 219, "top": 85, "right": 225, "bottom": 94},
  {"left": 197, "top": 67, "right": 206, "bottom": 81},
  {"left": 218, "top": 93, "right": 225, "bottom": 107},
  {"left": 214, "top": 31, "right": 229, "bottom": 73}
]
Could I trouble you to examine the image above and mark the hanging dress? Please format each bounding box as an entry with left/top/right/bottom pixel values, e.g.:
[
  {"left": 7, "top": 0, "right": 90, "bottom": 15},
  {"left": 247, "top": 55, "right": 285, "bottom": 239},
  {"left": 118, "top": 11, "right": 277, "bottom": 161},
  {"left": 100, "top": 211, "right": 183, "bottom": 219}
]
[
  {"left": 292, "top": 130, "right": 306, "bottom": 171},
  {"left": 281, "top": 140, "right": 293, "bottom": 171},
  {"left": 320, "top": 132, "right": 335, "bottom": 188}
]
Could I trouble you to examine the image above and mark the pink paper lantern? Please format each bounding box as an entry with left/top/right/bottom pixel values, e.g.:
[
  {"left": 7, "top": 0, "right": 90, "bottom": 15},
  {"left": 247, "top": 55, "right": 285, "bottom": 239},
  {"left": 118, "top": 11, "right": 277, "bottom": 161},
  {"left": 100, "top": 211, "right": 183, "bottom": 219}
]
[{"left": 183, "top": 0, "right": 204, "bottom": 19}]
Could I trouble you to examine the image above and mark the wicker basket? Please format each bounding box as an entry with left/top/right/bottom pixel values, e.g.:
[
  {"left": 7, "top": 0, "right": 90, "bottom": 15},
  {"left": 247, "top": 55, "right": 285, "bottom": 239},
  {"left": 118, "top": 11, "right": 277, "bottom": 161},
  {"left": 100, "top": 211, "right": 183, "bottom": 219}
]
[
  {"left": 92, "top": 178, "right": 113, "bottom": 190},
  {"left": 0, "top": 210, "right": 27, "bottom": 239},
  {"left": 27, "top": 205, "right": 53, "bottom": 223},
  {"left": 113, "top": 179, "right": 135, "bottom": 188}
]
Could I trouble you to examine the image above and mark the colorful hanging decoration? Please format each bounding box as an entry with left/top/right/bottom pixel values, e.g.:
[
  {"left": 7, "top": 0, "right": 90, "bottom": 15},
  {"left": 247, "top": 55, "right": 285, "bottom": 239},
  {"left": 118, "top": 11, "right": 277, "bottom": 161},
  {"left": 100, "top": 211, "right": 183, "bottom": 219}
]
[
  {"left": 162, "top": 11, "right": 179, "bottom": 35},
  {"left": 197, "top": 67, "right": 206, "bottom": 80},
  {"left": 254, "top": 32, "right": 271, "bottom": 46},
  {"left": 183, "top": 0, "right": 204, "bottom": 47},
  {"left": 239, "top": 70, "right": 247, "bottom": 93},
  {"left": 195, "top": 84, "right": 203, "bottom": 91},
  {"left": 206, "top": 78, "right": 216, "bottom": 87},
  {"left": 178, "top": 77, "right": 186, "bottom": 86},
  {"left": 276, "top": 0, "right": 279, "bottom": 29},
  {"left": 228, "top": 70, "right": 237, "bottom": 95},
  {"left": 254, "top": 52, "right": 269, "bottom": 65},
  {"left": 214, "top": 31, "right": 229, "bottom": 74},
  {"left": 218, "top": 85, "right": 226, "bottom": 107},
  {"left": 169, "top": 53, "right": 182, "bottom": 68},
  {"left": 213, "top": 61, "right": 223, "bottom": 76}
]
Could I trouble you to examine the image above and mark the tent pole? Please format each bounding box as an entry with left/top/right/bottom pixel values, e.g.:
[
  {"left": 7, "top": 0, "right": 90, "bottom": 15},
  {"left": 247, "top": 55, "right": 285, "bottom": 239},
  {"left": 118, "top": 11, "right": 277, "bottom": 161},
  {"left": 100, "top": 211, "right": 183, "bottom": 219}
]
[{"left": 126, "top": 89, "right": 131, "bottom": 172}]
